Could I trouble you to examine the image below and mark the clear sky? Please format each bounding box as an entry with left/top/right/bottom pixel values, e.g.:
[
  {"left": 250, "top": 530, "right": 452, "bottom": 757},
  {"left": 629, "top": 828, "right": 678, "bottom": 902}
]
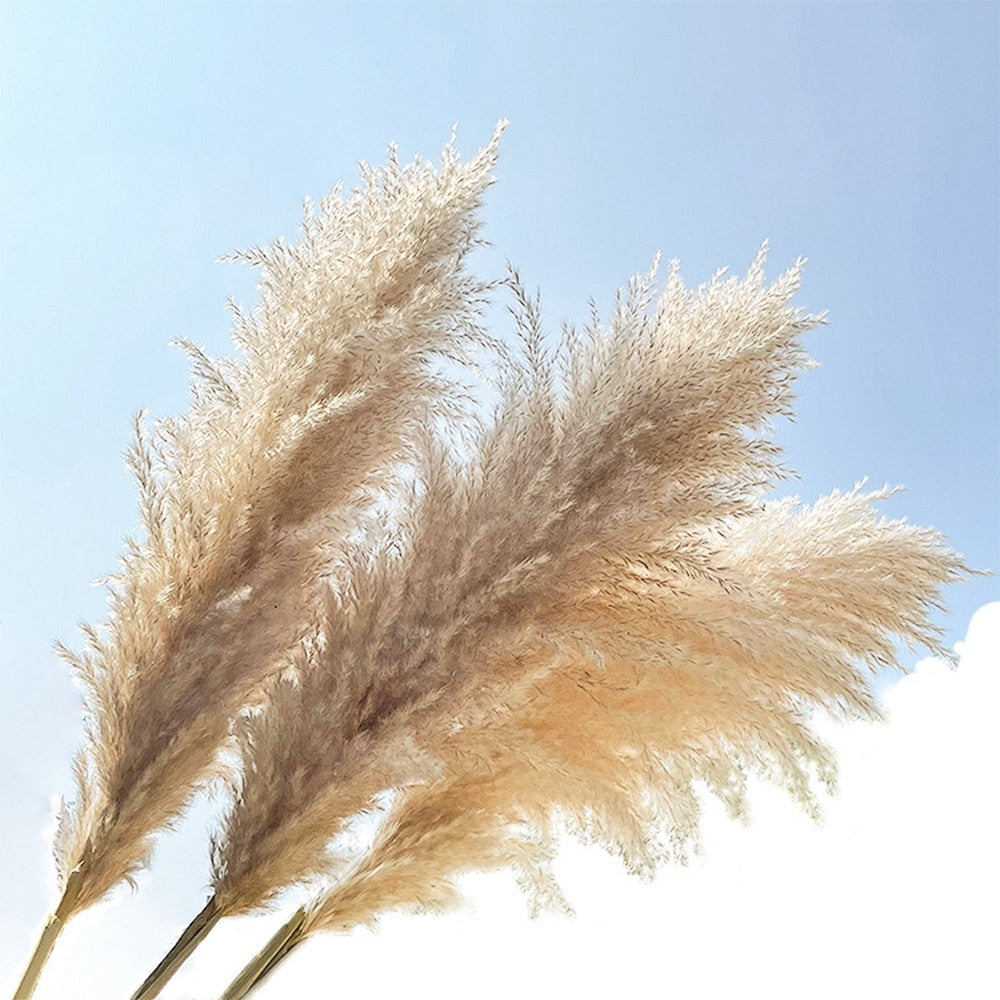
[{"left": 1, "top": 2, "right": 997, "bottom": 998}]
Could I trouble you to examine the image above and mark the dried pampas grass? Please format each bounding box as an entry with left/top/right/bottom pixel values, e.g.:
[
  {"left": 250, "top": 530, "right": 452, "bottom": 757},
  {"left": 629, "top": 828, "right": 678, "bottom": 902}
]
[
  {"left": 215, "top": 257, "right": 965, "bottom": 997},
  {"left": 179, "top": 245, "right": 964, "bottom": 995},
  {"left": 16, "top": 123, "right": 968, "bottom": 1000},
  {"left": 16, "top": 123, "right": 507, "bottom": 1000}
]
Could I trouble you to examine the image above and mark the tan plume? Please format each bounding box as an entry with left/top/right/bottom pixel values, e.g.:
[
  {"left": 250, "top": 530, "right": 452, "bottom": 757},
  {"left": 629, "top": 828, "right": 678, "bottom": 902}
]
[
  {"left": 211, "top": 251, "right": 964, "bottom": 995},
  {"left": 16, "top": 123, "right": 508, "bottom": 999}
]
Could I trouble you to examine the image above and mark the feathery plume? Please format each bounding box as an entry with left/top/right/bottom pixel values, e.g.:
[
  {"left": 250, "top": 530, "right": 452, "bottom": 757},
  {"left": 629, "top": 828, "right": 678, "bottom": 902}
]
[
  {"left": 15, "top": 123, "right": 507, "bottom": 1000},
  {"left": 191, "top": 248, "right": 964, "bottom": 994},
  {"left": 223, "top": 492, "right": 965, "bottom": 994},
  {"left": 209, "top": 250, "right": 823, "bottom": 918}
]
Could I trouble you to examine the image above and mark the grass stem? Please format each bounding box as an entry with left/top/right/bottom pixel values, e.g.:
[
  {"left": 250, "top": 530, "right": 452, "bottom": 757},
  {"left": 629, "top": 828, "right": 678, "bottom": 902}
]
[
  {"left": 13, "top": 861, "right": 87, "bottom": 1000},
  {"left": 130, "top": 895, "right": 221, "bottom": 1000},
  {"left": 219, "top": 906, "right": 308, "bottom": 1000},
  {"left": 12, "top": 911, "right": 65, "bottom": 1000}
]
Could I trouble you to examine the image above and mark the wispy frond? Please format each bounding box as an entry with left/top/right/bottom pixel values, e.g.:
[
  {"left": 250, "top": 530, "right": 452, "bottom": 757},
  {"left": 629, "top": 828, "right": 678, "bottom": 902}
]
[
  {"left": 46, "top": 124, "right": 507, "bottom": 926},
  {"left": 209, "top": 247, "right": 962, "bottom": 950}
]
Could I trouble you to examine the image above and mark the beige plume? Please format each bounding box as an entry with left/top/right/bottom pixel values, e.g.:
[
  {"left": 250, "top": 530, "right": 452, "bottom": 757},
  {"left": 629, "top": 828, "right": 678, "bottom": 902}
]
[
  {"left": 15, "top": 123, "right": 508, "bottom": 1000},
  {"left": 209, "top": 252, "right": 963, "bottom": 995}
]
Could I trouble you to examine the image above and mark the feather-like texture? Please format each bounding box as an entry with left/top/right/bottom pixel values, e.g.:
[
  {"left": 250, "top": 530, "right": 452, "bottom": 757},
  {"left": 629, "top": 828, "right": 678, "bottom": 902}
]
[
  {"left": 304, "top": 488, "right": 964, "bottom": 934},
  {"left": 52, "top": 124, "right": 507, "bottom": 915},
  {"left": 209, "top": 243, "right": 964, "bottom": 938}
]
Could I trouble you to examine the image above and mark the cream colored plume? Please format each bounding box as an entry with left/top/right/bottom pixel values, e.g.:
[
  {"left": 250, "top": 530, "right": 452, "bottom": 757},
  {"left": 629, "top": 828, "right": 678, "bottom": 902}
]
[
  {"left": 15, "top": 124, "right": 507, "bottom": 1000},
  {"left": 17, "top": 122, "right": 967, "bottom": 1000},
  {"left": 210, "top": 251, "right": 964, "bottom": 999},
  {"left": 306, "top": 486, "right": 965, "bottom": 935},
  {"left": 208, "top": 250, "right": 818, "bottom": 912}
]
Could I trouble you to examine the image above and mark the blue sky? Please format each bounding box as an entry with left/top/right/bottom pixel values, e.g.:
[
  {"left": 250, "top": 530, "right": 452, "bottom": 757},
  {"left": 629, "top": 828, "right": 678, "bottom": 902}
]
[{"left": 2, "top": 3, "right": 997, "bottom": 997}]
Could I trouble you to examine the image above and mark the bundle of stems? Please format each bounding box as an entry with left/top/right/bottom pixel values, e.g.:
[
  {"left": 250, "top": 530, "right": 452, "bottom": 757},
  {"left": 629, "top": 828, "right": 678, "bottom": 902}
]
[
  {"left": 135, "top": 247, "right": 965, "bottom": 998},
  {"left": 15, "top": 124, "right": 507, "bottom": 1000}
]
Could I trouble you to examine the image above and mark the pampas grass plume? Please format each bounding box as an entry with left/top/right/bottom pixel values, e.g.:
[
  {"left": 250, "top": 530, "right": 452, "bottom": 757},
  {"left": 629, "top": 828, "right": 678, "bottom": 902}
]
[
  {"left": 212, "top": 234, "right": 963, "bottom": 993},
  {"left": 14, "top": 123, "right": 968, "bottom": 1000},
  {"left": 15, "top": 123, "right": 508, "bottom": 1000}
]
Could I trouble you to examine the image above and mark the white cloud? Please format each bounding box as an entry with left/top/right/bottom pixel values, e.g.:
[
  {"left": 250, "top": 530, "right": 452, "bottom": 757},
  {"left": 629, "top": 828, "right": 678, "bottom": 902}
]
[{"left": 10, "top": 605, "right": 998, "bottom": 999}]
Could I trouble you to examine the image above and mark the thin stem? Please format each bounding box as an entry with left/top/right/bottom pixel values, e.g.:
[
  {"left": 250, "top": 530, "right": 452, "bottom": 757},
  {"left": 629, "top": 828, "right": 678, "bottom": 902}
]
[
  {"left": 130, "top": 895, "right": 222, "bottom": 1000},
  {"left": 13, "top": 863, "right": 86, "bottom": 1000},
  {"left": 12, "top": 914, "right": 64, "bottom": 1000},
  {"left": 219, "top": 906, "right": 308, "bottom": 1000},
  {"left": 245, "top": 933, "right": 304, "bottom": 996}
]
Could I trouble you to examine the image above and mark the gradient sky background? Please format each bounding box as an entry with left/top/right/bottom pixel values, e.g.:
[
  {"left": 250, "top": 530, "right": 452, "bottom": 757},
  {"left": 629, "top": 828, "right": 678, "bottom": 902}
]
[{"left": 1, "top": 2, "right": 997, "bottom": 998}]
